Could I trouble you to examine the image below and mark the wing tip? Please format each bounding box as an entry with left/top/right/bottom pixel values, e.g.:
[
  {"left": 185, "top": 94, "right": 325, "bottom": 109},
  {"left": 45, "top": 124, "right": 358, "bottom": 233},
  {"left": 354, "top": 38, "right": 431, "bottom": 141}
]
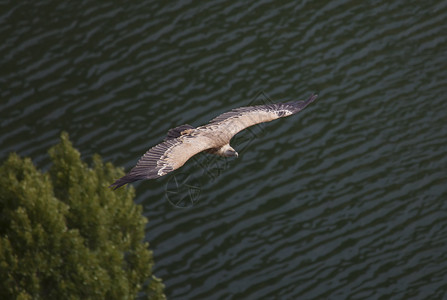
[
  {"left": 285, "top": 93, "right": 318, "bottom": 113},
  {"left": 298, "top": 93, "right": 318, "bottom": 110},
  {"left": 306, "top": 93, "right": 318, "bottom": 104},
  {"left": 109, "top": 169, "right": 166, "bottom": 190},
  {"left": 109, "top": 173, "right": 145, "bottom": 190},
  {"left": 109, "top": 176, "right": 133, "bottom": 190}
]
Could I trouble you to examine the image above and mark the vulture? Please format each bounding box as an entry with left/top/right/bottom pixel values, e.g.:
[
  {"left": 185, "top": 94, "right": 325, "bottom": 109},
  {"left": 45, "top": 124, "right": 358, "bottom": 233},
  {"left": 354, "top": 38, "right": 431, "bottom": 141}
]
[{"left": 110, "top": 93, "right": 317, "bottom": 189}]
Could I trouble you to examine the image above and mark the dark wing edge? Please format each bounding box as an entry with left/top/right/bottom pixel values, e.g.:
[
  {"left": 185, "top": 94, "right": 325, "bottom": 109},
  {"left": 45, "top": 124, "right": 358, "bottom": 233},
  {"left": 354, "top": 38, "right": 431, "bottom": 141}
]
[{"left": 109, "top": 139, "right": 179, "bottom": 190}]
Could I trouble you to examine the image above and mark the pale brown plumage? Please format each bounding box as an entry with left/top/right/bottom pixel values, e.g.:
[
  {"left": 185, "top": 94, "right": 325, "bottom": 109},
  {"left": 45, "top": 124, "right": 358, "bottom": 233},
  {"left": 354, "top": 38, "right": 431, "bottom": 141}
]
[{"left": 110, "top": 93, "right": 317, "bottom": 189}]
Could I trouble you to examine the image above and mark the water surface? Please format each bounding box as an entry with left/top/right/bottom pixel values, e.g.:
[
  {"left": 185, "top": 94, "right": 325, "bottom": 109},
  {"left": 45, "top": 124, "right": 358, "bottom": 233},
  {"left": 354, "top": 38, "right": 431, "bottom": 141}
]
[{"left": 1, "top": 1, "right": 447, "bottom": 299}]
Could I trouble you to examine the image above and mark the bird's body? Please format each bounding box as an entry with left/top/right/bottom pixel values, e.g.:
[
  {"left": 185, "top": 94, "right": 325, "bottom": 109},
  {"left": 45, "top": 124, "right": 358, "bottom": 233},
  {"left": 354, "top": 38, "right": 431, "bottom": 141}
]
[{"left": 110, "top": 93, "right": 317, "bottom": 189}]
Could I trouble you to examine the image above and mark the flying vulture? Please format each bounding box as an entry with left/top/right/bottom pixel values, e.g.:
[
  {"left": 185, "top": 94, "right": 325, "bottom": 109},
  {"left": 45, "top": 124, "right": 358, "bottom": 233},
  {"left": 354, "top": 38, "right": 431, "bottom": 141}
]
[{"left": 110, "top": 93, "right": 317, "bottom": 189}]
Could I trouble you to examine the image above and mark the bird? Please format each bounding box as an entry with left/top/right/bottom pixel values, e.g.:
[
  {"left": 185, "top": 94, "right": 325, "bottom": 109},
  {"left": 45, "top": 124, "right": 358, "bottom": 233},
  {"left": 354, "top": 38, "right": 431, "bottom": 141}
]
[{"left": 110, "top": 93, "right": 317, "bottom": 189}]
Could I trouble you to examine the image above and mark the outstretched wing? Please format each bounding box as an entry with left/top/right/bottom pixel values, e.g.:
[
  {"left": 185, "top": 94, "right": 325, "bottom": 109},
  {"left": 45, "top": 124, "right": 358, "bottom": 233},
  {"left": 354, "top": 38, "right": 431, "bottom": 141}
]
[
  {"left": 200, "top": 93, "right": 318, "bottom": 140},
  {"left": 109, "top": 132, "right": 218, "bottom": 189},
  {"left": 110, "top": 93, "right": 317, "bottom": 189}
]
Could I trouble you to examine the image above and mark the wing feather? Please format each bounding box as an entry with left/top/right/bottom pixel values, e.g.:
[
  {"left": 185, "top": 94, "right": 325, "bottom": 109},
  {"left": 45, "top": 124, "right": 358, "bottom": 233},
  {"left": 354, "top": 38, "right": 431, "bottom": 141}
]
[
  {"left": 201, "top": 93, "right": 317, "bottom": 140},
  {"left": 109, "top": 133, "right": 219, "bottom": 189}
]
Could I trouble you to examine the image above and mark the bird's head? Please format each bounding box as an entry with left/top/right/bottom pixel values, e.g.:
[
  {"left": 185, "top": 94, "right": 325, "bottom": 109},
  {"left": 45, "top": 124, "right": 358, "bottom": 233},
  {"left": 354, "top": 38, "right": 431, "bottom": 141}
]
[
  {"left": 221, "top": 144, "right": 238, "bottom": 158},
  {"left": 225, "top": 149, "right": 238, "bottom": 158}
]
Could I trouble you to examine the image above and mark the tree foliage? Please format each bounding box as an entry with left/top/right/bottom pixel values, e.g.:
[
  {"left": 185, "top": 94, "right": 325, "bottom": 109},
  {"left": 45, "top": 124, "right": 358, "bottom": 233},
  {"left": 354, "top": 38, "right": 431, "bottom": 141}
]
[{"left": 0, "top": 132, "right": 165, "bottom": 300}]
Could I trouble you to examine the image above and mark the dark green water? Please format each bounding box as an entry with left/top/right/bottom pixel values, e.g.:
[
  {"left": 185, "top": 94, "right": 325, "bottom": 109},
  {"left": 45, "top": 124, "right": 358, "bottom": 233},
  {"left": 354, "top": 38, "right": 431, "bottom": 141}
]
[{"left": 2, "top": 1, "right": 447, "bottom": 299}]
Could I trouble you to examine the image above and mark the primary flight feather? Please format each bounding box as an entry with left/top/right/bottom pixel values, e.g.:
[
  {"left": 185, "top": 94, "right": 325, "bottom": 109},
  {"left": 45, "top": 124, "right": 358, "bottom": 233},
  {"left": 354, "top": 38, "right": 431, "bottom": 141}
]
[{"left": 110, "top": 93, "right": 317, "bottom": 189}]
